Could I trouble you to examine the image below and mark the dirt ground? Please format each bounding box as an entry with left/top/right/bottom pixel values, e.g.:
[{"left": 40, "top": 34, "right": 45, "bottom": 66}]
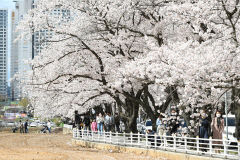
[{"left": 0, "top": 131, "right": 166, "bottom": 160}]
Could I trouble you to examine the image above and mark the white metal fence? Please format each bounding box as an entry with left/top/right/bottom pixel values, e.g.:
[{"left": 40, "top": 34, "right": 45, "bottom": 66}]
[{"left": 73, "top": 129, "right": 240, "bottom": 159}]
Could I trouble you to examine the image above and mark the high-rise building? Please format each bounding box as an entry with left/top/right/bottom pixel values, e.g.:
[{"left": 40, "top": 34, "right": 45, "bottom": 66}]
[
  {"left": 10, "top": 8, "right": 20, "bottom": 100},
  {"left": 11, "top": 0, "right": 71, "bottom": 100},
  {"left": 11, "top": 0, "right": 33, "bottom": 100},
  {"left": 17, "top": 0, "right": 32, "bottom": 85},
  {"left": 34, "top": 9, "right": 71, "bottom": 56},
  {"left": 0, "top": 9, "right": 8, "bottom": 99}
]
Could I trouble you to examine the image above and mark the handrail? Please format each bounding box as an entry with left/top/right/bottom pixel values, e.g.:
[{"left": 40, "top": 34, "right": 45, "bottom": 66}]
[{"left": 73, "top": 129, "right": 240, "bottom": 159}]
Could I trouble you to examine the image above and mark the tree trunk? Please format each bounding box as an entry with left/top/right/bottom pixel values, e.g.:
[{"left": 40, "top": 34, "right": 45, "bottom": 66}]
[
  {"left": 126, "top": 103, "right": 139, "bottom": 133},
  {"left": 235, "top": 106, "right": 240, "bottom": 140},
  {"left": 114, "top": 95, "right": 139, "bottom": 133},
  {"left": 233, "top": 88, "right": 240, "bottom": 140}
]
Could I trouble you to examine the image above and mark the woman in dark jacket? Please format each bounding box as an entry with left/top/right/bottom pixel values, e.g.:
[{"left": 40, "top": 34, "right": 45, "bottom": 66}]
[{"left": 199, "top": 111, "right": 211, "bottom": 152}]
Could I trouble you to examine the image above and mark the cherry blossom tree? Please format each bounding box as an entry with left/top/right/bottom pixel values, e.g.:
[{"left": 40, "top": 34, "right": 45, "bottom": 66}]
[
  {"left": 18, "top": 0, "right": 176, "bottom": 132},
  {"left": 119, "top": 0, "right": 240, "bottom": 137},
  {"left": 18, "top": 0, "right": 240, "bottom": 136}
]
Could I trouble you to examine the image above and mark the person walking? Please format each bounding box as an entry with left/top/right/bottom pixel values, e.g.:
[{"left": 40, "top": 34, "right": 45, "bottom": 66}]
[
  {"left": 199, "top": 111, "right": 211, "bottom": 152},
  {"left": 114, "top": 113, "right": 120, "bottom": 133},
  {"left": 19, "top": 120, "right": 24, "bottom": 133},
  {"left": 104, "top": 113, "right": 111, "bottom": 132},
  {"left": 47, "top": 120, "right": 51, "bottom": 133},
  {"left": 169, "top": 109, "right": 179, "bottom": 136},
  {"left": 74, "top": 110, "right": 82, "bottom": 130},
  {"left": 24, "top": 120, "right": 29, "bottom": 133},
  {"left": 109, "top": 113, "right": 114, "bottom": 132},
  {"left": 211, "top": 111, "right": 224, "bottom": 153},
  {"left": 156, "top": 115, "right": 163, "bottom": 135},
  {"left": 96, "top": 113, "right": 104, "bottom": 134},
  {"left": 83, "top": 114, "right": 91, "bottom": 131}
]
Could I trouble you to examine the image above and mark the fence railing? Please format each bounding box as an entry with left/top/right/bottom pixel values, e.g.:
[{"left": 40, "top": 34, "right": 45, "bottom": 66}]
[{"left": 72, "top": 129, "right": 240, "bottom": 159}]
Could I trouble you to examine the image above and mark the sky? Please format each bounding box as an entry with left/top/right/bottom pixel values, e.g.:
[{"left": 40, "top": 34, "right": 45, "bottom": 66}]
[
  {"left": 0, "top": 0, "right": 15, "bottom": 85},
  {"left": 0, "top": 0, "right": 15, "bottom": 9}
]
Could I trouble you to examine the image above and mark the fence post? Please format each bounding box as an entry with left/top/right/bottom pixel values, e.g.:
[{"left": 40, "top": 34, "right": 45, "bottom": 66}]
[
  {"left": 74, "top": 128, "right": 77, "bottom": 139},
  {"left": 103, "top": 131, "right": 106, "bottom": 143},
  {"left": 184, "top": 136, "right": 187, "bottom": 153},
  {"left": 146, "top": 132, "right": 148, "bottom": 148},
  {"left": 110, "top": 131, "right": 112, "bottom": 143},
  {"left": 116, "top": 132, "right": 118, "bottom": 145},
  {"left": 196, "top": 136, "right": 199, "bottom": 154},
  {"left": 77, "top": 128, "right": 79, "bottom": 139},
  {"left": 92, "top": 130, "right": 94, "bottom": 141},
  {"left": 72, "top": 128, "right": 74, "bottom": 138},
  {"left": 74, "top": 128, "right": 78, "bottom": 138},
  {"left": 98, "top": 130, "right": 100, "bottom": 142},
  {"left": 164, "top": 135, "right": 167, "bottom": 150},
  {"left": 130, "top": 132, "right": 133, "bottom": 146},
  {"left": 238, "top": 141, "right": 240, "bottom": 158},
  {"left": 75, "top": 128, "right": 78, "bottom": 139},
  {"left": 138, "top": 132, "right": 140, "bottom": 145},
  {"left": 123, "top": 132, "right": 126, "bottom": 145},
  {"left": 173, "top": 135, "right": 176, "bottom": 151},
  {"left": 155, "top": 133, "right": 157, "bottom": 149},
  {"left": 87, "top": 129, "right": 89, "bottom": 140},
  {"left": 81, "top": 129, "right": 84, "bottom": 139},
  {"left": 223, "top": 137, "right": 227, "bottom": 158},
  {"left": 209, "top": 137, "right": 213, "bottom": 156}
]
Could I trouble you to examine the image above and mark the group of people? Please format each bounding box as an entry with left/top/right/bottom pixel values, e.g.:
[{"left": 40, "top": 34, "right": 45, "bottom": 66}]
[
  {"left": 155, "top": 110, "right": 224, "bottom": 152},
  {"left": 13, "top": 119, "right": 52, "bottom": 134},
  {"left": 155, "top": 109, "right": 180, "bottom": 136},
  {"left": 17, "top": 120, "right": 29, "bottom": 133},
  {"left": 199, "top": 110, "right": 224, "bottom": 153},
  {"left": 155, "top": 110, "right": 224, "bottom": 137},
  {"left": 74, "top": 109, "right": 225, "bottom": 152},
  {"left": 74, "top": 111, "right": 121, "bottom": 133}
]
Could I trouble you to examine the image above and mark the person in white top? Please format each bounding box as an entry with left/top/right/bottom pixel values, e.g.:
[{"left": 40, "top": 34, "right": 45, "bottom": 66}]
[
  {"left": 96, "top": 113, "right": 104, "bottom": 134},
  {"left": 47, "top": 120, "right": 51, "bottom": 133}
]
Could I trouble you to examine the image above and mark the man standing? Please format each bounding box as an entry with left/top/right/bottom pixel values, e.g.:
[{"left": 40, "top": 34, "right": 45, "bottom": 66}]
[
  {"left": 156, "top": 115, "right": 163, "bottom": 135},
  {"left": 109, "top": 113, "right": 114, "bottom": 132},
  {"left": 114, "top": 113, "right": 120, "bottom": 133},
  {"left": 24, "top": 120, "right": 29, "bottom": 133},
  {"left": 96, "top": 113, "right": 104, "bottom": 134},
  {"left": 47, "top": 120, "right": 51, "bottom": 133},
  {"left": 74, "top": 110, "right": 81, "bottom": 130},
  {"left": 19, "top": 120, "right": 24, "bottom": 133},
  {"left": 104, "top": 113, "right": 111, "bottom": 132},
  {"left": 83, "top": 114, "right": 90, "bottom": 131},
  {"left": 169, "top": 109, "right": 179, "bottom": 135}
]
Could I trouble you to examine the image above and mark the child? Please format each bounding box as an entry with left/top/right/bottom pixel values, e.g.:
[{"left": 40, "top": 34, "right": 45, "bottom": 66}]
[{"left": 91, "top": 119, "right": 97, "bottom": 132}]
